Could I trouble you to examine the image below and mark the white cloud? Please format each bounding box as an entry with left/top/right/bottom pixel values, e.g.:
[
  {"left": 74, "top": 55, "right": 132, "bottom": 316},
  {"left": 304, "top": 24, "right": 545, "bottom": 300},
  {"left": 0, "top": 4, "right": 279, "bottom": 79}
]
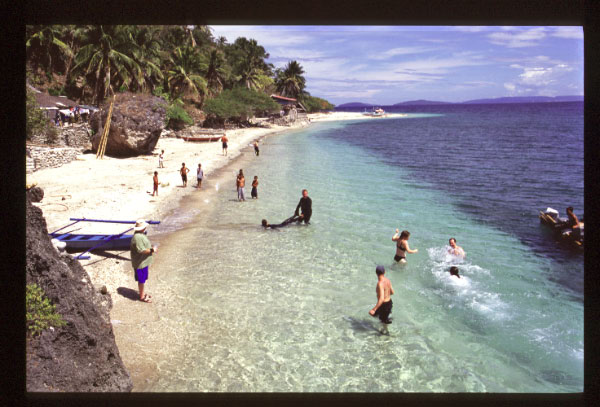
[
  {"left": 504, "top": 63, "right": 575, "bottom": 95},
  {"left": 452, "top": 26, "right": 488, "bottom": 32},
  {"left": 369, "top": 46, "right": 436, "bottom": 60},
  {"left": 487, "top": 27, "right": 547, "bottom": 48},
  {"left": 209, "top": 26, "right": 312, "bottom": 48},
  {"left": 550, "top": 27, "right": 583, "bottom": 39}
]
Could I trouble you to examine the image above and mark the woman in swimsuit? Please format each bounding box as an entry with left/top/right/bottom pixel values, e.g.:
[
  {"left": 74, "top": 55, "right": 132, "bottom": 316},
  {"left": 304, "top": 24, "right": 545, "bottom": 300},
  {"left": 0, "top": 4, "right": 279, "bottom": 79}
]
[{"left": 392, "top": 229, "right": 418, "bottom": 263}]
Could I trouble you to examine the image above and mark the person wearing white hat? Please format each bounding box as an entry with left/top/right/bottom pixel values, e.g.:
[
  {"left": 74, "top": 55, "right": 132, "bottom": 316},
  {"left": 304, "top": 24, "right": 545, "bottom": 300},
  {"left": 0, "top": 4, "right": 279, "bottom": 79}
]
[{"left": 130, "top": 220, "right": 157, "bottom": 302}]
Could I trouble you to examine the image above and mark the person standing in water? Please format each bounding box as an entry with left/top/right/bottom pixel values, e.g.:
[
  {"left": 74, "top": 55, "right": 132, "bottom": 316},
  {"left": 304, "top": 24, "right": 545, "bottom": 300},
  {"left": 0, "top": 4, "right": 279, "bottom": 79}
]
[
  {"left": 221, "top": 133, "right": 228, "bottom": 156},
  {"left": 236, "top": 169, "right": 246, "bottom": 201},
  {"left": 254, "top": 141, "right": 260, "bottom": 156},
  {"left": 152, "top": 171, "right": 159, "bottom": 196},
  {"left": 448, "top": 237, "right": 466, "bottom": 258},
  {"left": 392, "top": 229, "right": 418, "bottom": 263},
  {"left": 369, "top": 265, "right": 394, "bottom": 328},
  {"left": 251, "top": 176, "right": 258, "bottom": 199},
  {"left": 294, "top": 189, "right": 312, "bottom": 224}
]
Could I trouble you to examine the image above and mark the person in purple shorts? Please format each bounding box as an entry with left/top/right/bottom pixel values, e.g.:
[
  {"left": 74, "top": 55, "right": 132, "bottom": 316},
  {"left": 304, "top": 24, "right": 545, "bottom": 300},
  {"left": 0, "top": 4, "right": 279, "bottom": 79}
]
[{"left": 130, "top": 220, "right": 157, "bottom": 302}]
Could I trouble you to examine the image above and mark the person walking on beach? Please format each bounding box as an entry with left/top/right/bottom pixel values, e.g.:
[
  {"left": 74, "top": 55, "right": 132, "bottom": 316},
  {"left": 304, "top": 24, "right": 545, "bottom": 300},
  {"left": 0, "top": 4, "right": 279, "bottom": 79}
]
[
  {"left": 369, "top": 265, "right": 394, "bottom": 329},
  {"left": 180, "top": 163, "right": 190, "bottom": 187},
  {"left": 221, "top": 133, "right": 228, "bottom": 156},
  {"left": 152, "top": 171, "right": 159, "bottom": 196},
  {"left": 159, "top": 150, "right": 165, "bottom": 168},
  {"left": 254, "top": 141, "right": 260, "bottom": 156},
  {"left": 294, "top": 189, "right": 312, "bottom": 224},
  {"left": 251, "top": 176, "right": 258, "bottom": 199},
  {"left": 196, "top": 163, "right": 204, "bottom": 189},
  {"left": 448, "top": 237, "right": 466, "bottom": 258},
  {"left": 392, "top": 229, "right": 418, "bottom": 263},
  {"left": 130, "top": 220, "right": 157, "bottom": 303},
  {"left": 236, "top": 169, "right": 246, "bottom": 201}
]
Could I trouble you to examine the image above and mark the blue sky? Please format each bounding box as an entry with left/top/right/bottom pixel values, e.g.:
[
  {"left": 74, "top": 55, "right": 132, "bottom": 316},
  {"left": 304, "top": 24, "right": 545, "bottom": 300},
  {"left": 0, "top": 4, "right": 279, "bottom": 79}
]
[{"left": 209, "top": 26, "right": 583, "bottom": 105}]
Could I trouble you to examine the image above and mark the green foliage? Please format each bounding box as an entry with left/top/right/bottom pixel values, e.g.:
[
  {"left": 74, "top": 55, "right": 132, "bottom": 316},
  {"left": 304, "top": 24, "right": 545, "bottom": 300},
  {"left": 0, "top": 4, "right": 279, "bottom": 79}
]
[
  {"left": 300, "top": 95, "right": 335, "bottom": 113},
  {"left": 165, "top": 99, "right": 193, "bottom": 129},
  {"left": 26, "top": 88, "right": 53, "bottom": 142},
  {"left": 203, "top": 87, "right": 279, "bottom": 123},
  {"left": 26, "top": 283, "right": 66, "bottom": 337}
]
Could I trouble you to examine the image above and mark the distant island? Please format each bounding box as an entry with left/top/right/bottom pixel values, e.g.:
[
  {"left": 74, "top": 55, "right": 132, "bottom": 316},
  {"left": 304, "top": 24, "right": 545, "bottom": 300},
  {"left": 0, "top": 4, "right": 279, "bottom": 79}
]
[{"left": 336, "top": 95, "right": 583, "bottom": 108}]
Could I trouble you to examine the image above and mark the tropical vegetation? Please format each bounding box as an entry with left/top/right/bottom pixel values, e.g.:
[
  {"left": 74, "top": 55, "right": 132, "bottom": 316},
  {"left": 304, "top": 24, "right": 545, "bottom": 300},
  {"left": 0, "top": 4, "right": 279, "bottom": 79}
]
[
  {"left": 26, "top": 25, "right": 335, "bottom": 127},
  {"left": 26, "top": 283, "right": 66, "bottom": 337}
]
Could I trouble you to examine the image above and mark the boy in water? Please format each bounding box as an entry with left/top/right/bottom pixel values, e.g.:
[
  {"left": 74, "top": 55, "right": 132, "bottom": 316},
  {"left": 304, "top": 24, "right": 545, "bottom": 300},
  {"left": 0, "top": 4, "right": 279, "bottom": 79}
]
[
  {"left": 449, "top": 266, "right": 461, "bottom": 278},
  {"left": 448, "top": 238, "right": 466, "bottom": 258},
  {"left": 152, "top": 171, "right": 159, "bottom": 196},
  {"left": 254, "top": 141, "right": 260, "bottom": 156},
  {"left": 251, "top": 176, "right": 258, "bottom": 199},
  {"left": 180, "top": 163, "right": 190, "bottom": 187},
  {"left": 196, "top": 163, "right": 204, "bottom": 189},
  {"left": 369, "top": 265, "right": 394, "bottom": 332}
]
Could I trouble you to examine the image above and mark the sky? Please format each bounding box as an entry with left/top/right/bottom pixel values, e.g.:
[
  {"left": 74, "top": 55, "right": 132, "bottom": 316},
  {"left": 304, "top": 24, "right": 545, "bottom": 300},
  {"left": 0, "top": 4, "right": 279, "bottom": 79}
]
[{"left": 209, "top": 26, "right": 583, "bottom": 105}]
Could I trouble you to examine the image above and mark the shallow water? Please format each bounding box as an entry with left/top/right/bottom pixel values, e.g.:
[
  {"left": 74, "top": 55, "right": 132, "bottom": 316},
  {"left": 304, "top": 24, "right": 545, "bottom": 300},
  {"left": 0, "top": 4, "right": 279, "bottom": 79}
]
[{"left": 140, "top": 105, "right": 583, "bottom": 392}]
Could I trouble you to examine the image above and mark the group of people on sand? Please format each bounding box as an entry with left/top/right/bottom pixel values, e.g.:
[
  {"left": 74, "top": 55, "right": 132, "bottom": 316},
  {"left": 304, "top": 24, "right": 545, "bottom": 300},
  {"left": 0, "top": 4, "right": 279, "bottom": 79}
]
[{"left": 369, "top": 232, "right": 466, "bottom": 332}]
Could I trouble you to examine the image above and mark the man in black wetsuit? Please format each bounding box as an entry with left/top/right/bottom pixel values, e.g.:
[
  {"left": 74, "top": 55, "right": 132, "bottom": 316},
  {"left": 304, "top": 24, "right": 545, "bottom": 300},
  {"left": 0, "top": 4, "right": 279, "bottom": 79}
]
[
  {"left": 262, "top": 215, "right": 301, "bottom": 229},
  {"left": 294, "top": 189, "right": 312, "bottom": 224}
]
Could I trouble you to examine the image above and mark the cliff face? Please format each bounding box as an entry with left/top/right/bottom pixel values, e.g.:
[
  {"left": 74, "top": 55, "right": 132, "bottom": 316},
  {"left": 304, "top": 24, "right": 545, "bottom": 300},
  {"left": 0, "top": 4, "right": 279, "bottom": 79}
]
[{"left": 26, "top": 191, "right": 133, "bottom": 392}]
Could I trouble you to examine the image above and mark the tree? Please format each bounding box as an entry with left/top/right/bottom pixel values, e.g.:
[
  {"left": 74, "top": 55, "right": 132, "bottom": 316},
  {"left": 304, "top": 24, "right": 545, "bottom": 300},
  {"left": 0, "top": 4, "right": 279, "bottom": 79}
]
[
  {"left": 26, "top": 25, "right": 74, "bottom": 75},
  {"left": 71, "top": 25, "right": 143, "bottom": 105},
  {"left": 26, "top": 87, "right": 57, "bottom": 142},
  {"left": 202, "top": 49, "right": 229, "bottom": 97},
  {"left": 166, "top": 45, "right": 208, "bottom": 105},
  {"left": 300, "top": 95, "right": 335, "bottom": 113},
  {"left": 129, "top": 25, "right": 164, "bottom": 94},
  {"left": 203, "top": 87, "right": 279, "bottom": 125},
  {"left": 227, "top": 37, "right": 273, "bottom": 91},
  {"left": 275, "top": 60, "right": 306, "bottom": 99}
]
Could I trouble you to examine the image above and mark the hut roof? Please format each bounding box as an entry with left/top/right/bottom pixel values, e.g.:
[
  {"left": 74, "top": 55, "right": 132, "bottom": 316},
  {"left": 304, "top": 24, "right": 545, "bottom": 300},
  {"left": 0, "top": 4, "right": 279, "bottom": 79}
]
[{"left": 34, "top": 92, "right": 78, "bottom": 109}]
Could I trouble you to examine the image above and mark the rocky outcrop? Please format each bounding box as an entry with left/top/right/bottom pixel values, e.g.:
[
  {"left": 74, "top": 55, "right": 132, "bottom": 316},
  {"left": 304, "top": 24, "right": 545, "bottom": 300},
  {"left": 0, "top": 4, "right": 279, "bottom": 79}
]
[
  {"left": 90, "top": 92, "right": 167, "bottom": 157},
  {"left": 26, "top": 191, "right": 133, "bottom": 392},
  {"left": 28, "top": 186, "right": 44, "bottom": 202}
]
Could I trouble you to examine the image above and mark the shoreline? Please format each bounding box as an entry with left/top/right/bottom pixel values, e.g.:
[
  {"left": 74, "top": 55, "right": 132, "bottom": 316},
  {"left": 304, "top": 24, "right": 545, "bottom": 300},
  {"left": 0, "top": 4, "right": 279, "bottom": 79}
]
[{"left": 26, "top": 111, "right": 389, "bottom": 390}]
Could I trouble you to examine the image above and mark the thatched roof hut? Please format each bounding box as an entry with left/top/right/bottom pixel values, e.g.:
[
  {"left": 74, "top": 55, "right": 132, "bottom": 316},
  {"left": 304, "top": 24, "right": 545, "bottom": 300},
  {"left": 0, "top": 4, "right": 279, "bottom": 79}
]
[{"left": 270, "top": 94, "right": 307, "bottom": 112}]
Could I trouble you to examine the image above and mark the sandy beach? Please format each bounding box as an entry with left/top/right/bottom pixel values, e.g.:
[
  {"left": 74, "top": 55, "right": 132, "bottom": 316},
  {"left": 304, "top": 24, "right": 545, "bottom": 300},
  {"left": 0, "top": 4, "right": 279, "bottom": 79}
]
[{"left": 26, "top": 111, "right": 397, "bottom": 389}]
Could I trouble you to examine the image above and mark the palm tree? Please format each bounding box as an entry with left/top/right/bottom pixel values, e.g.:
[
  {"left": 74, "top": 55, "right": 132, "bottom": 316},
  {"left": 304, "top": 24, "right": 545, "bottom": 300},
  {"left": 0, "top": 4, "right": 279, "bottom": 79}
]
[
  {"left": 275, "top": 60, "right": 306, "bottom": 99},
  {"left": 202, "top": 49, "right": 228, "bottom": 97},
  {"left": 166, "top": 45, "right": 208, "bottom": 104},
  {"left": 72, "top": 25, "right": 143, "bottom": 104},
  {"left": 229, "top": 37, "right": 272, "bottom": 91},
  {"left": 26, "top": 25, "right": 73, "bottom": 74},
  {"left": 129, "top": 25, "right": 164, "bottom": 94}
]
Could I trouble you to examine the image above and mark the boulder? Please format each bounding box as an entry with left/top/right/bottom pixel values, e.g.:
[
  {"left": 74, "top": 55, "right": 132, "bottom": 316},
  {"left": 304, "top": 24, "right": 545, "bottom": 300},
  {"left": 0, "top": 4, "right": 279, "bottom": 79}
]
[
  {"left": 90, "top": 92, "right": 167, "bottom": 157},
  {"left": 26, "top": 194, "right": 133, "bottom": 392},
  {"left": 27, "top": 186, "right": 44, "bottom": 202}
]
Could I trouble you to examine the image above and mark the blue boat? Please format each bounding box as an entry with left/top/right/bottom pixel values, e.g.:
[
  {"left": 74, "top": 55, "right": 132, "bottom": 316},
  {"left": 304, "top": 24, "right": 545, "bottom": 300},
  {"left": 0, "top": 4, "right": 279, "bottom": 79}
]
[{"left": 49, "top": 218, "right": 160, "bottom": 259}]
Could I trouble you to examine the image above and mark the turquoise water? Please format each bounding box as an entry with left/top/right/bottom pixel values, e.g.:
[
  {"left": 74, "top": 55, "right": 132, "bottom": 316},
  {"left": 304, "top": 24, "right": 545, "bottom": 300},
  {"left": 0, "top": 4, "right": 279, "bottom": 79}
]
[{"left": 146, "top": 118, "right": 582, "bottom": 392}]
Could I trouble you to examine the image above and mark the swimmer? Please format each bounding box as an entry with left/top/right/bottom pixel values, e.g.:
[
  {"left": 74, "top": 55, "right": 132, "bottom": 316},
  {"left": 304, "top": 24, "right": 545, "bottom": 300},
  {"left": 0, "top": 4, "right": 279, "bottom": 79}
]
[
  {"left": 449, "top": 266, "right": 461, "bottom": 278},
  {"left": 262, "top": 215, "right": 301, "bottom": 229},
  {"left": 392, "top": 229, "right": 418, "bottom": 263},
  {"left": 448, "top": 238, "right": 466, "bottom": 258}
]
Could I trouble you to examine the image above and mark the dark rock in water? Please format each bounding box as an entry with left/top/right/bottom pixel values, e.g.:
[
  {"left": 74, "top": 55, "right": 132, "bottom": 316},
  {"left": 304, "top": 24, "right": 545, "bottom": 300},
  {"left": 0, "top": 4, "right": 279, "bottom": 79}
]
[
  {"left": 26, "top": 194, "right": 133, "bottom": 392},
  {"left": 90, "top": 92, "right": 167, "bottom": 157},
  {"left": 27, "top": 186, "right": 44, "bottom": 202}
]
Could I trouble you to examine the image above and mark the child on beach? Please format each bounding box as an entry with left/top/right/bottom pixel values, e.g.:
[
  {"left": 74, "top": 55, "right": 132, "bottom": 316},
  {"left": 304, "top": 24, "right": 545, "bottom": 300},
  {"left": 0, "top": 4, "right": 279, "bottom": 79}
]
[
  {"left": 152, "top": 171, "right": 159, "bottom": 196},
  {"left": 180, "top": 163, "right": 190, "bottom": 187},
  {"left": 251, "top": 176, "right": 258, "bottom": 199},
  {"left": 392, "top": 229, "right": 418, "bottom": 263},
  {"left": 159, "top": 150, "right": 164, "bottom": 168},
  {"left": 254, "top": 141, "right": 260, "bottom": 156},
  {"left": 222, "top": 134, "right": 228, "bottom": 156},
  {"left": 196, "top": 163, "right": 204, "bottom": 189}
]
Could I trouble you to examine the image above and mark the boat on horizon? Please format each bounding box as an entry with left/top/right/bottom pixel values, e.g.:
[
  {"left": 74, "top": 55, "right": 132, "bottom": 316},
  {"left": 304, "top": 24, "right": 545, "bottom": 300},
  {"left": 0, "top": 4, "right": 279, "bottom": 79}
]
[{"left": 362, "top": 107, "right": 387, "bottom": 117}]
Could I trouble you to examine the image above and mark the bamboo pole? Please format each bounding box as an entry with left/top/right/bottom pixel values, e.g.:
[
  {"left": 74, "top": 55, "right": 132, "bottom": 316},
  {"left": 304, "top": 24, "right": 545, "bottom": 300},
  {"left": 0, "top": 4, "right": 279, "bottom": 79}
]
[{"left": 96, "top": 95, "right": 115, "bottom": 159}]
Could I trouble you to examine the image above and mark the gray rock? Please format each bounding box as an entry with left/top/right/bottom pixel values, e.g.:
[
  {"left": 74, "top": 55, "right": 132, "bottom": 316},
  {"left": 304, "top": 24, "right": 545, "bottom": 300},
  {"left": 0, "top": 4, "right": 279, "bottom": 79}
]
[
  {"left": 26, "top": 194, "right": 133, "bottom": 392},
  {"left": 90, "top": 92, "right": 167, "bottom": 157},
  {"left": 27, "top": 186, "right": 44, "bottom": 202}
]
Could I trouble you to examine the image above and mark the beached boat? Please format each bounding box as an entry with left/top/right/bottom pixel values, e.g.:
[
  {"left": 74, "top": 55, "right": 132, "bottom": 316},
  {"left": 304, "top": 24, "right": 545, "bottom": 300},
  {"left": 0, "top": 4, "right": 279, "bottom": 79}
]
[
  {"left": 539, "top": 208, "right": 583, "bottom": 249},
  {"left": 178, "top": 132, "right": 225, "bottom": 142},
  {"left": 362, "top": 107, "right": 387, "bottom": 117},
  {"left": 49, "top": 218, "right": 160, "bottom": 259}
]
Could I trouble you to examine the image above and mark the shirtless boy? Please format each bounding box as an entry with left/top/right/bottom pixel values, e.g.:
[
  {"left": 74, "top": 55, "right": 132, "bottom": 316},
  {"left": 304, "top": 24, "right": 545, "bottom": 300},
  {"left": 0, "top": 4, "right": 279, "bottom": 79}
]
[
  {"left": 180, "top": 163, "right": 190, "bottom": 187},
  {"left": 369, "top": 265, "right": 394, "bottom": 326}
]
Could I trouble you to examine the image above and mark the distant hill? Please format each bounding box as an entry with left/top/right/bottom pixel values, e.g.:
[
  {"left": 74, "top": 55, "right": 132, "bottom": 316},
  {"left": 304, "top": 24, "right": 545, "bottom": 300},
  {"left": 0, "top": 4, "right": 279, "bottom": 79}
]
[
  {"left": 393, "top": 99, "right": 452, "bottom": 106},
  {"left": 335, "top": 102, "right": 374, "bottom": 108},
  {"left": 462, "top": 95, "right": 583, "bottom": 104}
]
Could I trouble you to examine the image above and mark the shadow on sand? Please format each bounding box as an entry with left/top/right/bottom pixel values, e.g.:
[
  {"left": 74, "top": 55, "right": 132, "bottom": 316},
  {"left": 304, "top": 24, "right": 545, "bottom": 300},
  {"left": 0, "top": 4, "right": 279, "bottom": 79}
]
[{"left": 117, "top": 287, "right": 140, "bottom": 301}]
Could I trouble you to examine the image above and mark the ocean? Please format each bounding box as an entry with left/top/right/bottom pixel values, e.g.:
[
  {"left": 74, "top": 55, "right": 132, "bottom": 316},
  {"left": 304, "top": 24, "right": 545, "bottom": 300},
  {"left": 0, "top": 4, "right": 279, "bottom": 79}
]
[{"left": 140, "top": 102, "right": 583, "bottom": 392}]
